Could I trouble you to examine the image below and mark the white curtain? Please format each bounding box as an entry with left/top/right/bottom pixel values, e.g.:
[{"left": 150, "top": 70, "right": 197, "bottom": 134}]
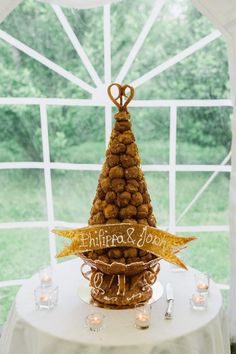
[
  {"left": 37, "top": 0, "right": 119, "bottom": 9},
  {"left": 192, "top": 0, "right": 236, "bottom": 342},
  {"left": 0, "top": 0, "right": 119, "bottom": 23},
  {"left": 0, "top": 0, "right": 22, "bottom": 23}
]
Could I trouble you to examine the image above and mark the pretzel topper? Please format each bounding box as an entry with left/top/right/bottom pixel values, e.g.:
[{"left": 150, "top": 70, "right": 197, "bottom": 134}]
[
  {"left": 107, "top": 83, "right": 134, "bottom": 112},
  {"left": 53, "top": 224, "right": 196, "bottom": 270}
]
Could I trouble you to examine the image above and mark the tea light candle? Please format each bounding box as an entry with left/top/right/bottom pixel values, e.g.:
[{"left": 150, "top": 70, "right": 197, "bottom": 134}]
[
  {"left": 41, "top": 275, "right": 52, "bottom": 287},
  {"left": 194, "top": 273, "right": 209, "bottom": 295},
  {"left": 34, "top": 285, "right": 58, "bottom": 310},
  {"left": 197, "top": 282, "right": 208, "bottom": 290},
  {"left": 39, "top": 267, "right": 53, "bottom": 288},
  {"left": 86, "top": 314, "right": 104, "bottom": 332},
  {"left": 135, "top": 312, "right": 150, "bottom": 329},
  {"left": 190, "top": 293, "right": 207, "bottom": 310},
  {"left": 40, "top": 294, "right": 49, "bottom": 304}
]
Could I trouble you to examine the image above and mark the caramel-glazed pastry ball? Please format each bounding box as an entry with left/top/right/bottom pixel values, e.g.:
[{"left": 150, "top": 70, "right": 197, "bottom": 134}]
[
  {"left": 114, "top": 120, "right": 131, "bottom": 132},
  {"left": 148, "top": 214, "right": 157, "bottom": 227},
  {"left": 96, "top": 249, "right": 104, "bottom": 255},
  {"left": 94, "top": 199, "right": 107, "bottom": 212},
  {"left": 137, "top": 204, "right": 149, "bottom": 219},
  {"left": 90, "top": 212, "right": 106, "bottom": 224},
  {"left": 87, "top": 251, "right": 97, "bottom": 260},
  {"left": 138, "top": 180, "right": 146, "bottom": 193},
  {"left": 100, "top": 177, "right": 111, "bottom": 193},
  {"left": 120, "top": 154, "right": 136, "bottom": 168},
  {"left": 104, "top": 204, "right": 119, "bottom": 219},
  {"left": 139, "top": 249, "right": 147, "bottom": 257},
  {"left": 120, "top": 205, "right": 137, "bottom": 219},
  {"left": 108, "top": 248, "right": 123, "bottom": 259},
  {"left": 116, "top": 191, "right": 131, "bottom": 207},
  {"left": 101, "top": 162, "right": 109, "bottom": 177},
  {"left": 122, "top": 218, "right": 137, "bottom": 224},
  {"left": 106, "top": 154, "right": 120, "bottom": 167},
  {"left": 127, "top": 257, "right": 141, "bottom": 264},
  {"left": 131, "top": 192, "right": 143, "bottom": 206},
  {"left": 106, "top": 218, "right": 120, "bottom": 224},
  {"left": 96, "top": 186, "right": 106, "bottom": 200},
  {"left": 98, "top": 255, "right": 110, "bottom": 263},
  {"left": 111, "top": 178, "right": 126, "bottom": 193},
  {"left": 105, "top": 191, "right": 116, "bottom": 203},
  {"left": 112, "top": 257, "right": 126, "bottom": 264},
  {"left": 109, "top": 166, "right": 124, "bottom": 179},
  {"left": 125, "top": 179, "right": 139, "bottom": 193},
  {"left": 124, "top": 166, "right": 139, "bottom": 179},
  {"left": 126, "top": 143, "right": 138, "bottom": 157},
  {"left": 138, "top": 218, "right": 149, "bottom": 225},
  {"left": 110, "top": 139, "right": 126, "bottom": 154},
  {"left": 114, "top": 111, "right": 130, "bottom": 121},
  {"left": 143, "top": 192, "right": 151, "bottom": 204},
  {"left": 124, "top": 247, "right": 138, "bottom": 258},
  {"left": 118, "top": 131, "right": 135, "bottom": 145},
  {"left": 141, "top": 253, "right": 153, "bottom": 262}
]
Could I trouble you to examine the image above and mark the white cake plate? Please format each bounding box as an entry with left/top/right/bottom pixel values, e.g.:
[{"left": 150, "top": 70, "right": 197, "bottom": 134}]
[{"left": 78, "top": 281, "right": 163, "bottom": 309}]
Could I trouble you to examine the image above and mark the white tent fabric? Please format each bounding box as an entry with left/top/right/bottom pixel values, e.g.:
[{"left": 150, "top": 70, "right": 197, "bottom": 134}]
[
  {"left": 0, "top": 0, "right": 236, "bottom": 342},
  {"left": 0, "top": 0, "right": 22, "bottom": 23},
  {"left": 38, "top": 0, "right": 119, "bottom": 9},
  {"left": 192, "top": 0, "right": 236, "bottom": 342}
]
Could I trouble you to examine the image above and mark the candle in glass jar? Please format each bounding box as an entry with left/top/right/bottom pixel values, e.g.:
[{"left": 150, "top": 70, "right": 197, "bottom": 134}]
[
  {"left": 135, "top": 312, "right": 150, "bottom": 329},
  {"left": 197, "top": 282, "right": 208, "bottom": 291},
  {"left": 41, "top": 275, "right": 52, "bottom": 286},
  {"left": 86, "top": 314, "right": 103, "bottom": 332},
  {"left": 194, "top": 273, "right": 209, "bottom": 294},
  {"left": 40, "top": 293, "right": 49, "bottom": 304},
  {"left": 39, "top": 266, "right": 53, "bottom": 288},
  {"left": 193, "top": 294, "right": 205, "bottom": 304},
  {"left": 190, "top": 293, "right": 207, "bottom": 310}
]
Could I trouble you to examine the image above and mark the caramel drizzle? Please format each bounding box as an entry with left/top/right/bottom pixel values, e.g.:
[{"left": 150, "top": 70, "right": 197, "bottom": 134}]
[{"left": 92, "top": 272, "right": 105, "bottom": 295}]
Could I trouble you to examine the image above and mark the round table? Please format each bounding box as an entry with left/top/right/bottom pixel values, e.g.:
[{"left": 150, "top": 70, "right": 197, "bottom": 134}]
[{"left": 0, "top": 259, "right": 230, "bottom": 354}]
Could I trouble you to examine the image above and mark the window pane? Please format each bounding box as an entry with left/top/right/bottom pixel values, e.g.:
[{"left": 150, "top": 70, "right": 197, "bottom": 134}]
[
  {"left": 126, "top": 0, "right": 216, "bottom": 83},
  {"left": 0, "top": 170, "right": 47, "bottom": 222},
  {"left": 176, "top": 172, "right": 229, "bottom": 226},
  {"left": 129, "top": 107, "right": 169, "bottom": 164},
  {"left": 183, "top": 232, "right": 229, "bottom": 284},
  {"left": 177, "top": 107, "right": 232, "bottom": 165},
  {"left": 0, "top": 35, "right": 88, "bottom": 99},
  {"left": 134, "top": 38, "right": 229, "bottom": 100},
  {"left": 0, "top": 286, "right": 19, "bottom": 326},
  {"left": 0, "top": 228, "right": 50, "bottom": 281},
  {"left": 48, "top": 106, "right": 105, "bottom": 164},
  {"left": 0, "top": 105, "right": 42, "bottom": 162},
  {"left": 52, "top": 170, "right": 100, "bottom": 223},
  {"left": 111, "top": 0, "right": 153, "bottom": 80},
  {"left": 144, "top": 172, "right": 169, "bottom": 226},
  {"left": 1, "top": 2, "right": 93, "bottom": 87},
  {"left": 64, "top": 7, "right": 104, "bottom": 82}
]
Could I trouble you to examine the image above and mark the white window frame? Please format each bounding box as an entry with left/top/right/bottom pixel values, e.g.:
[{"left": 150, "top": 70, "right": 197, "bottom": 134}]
[{"left": 0, "top": 3, "right": 232, "bottom": 291}]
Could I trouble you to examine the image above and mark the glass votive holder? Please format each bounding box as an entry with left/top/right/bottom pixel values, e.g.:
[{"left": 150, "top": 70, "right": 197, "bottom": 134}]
[
  {"left": 134, "top": 303, "right": 151, "bottom": 329},
  {"left": 34, "top": 285, "right": 58, "bottom": 310},
  {"left": 190, "top": 293, "right": 208, "bottom": 311},
  {"left": 85, "top": 313, "right": 105, "bottom": 332},
  {"left": 39, "top": 266, "right": 53, "bottom": 288},
  {"left": 195, "top": 273, "right": 209, "bottom": 295}
]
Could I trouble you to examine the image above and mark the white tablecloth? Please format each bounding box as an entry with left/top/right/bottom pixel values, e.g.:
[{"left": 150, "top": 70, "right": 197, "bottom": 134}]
[{"left": 0, "top": 259, "right": 230, "bottom": 354}]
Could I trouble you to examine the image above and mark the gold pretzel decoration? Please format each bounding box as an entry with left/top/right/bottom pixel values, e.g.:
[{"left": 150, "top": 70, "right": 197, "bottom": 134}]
[{"left": 107, "top": 83, "right": 134, "bottom": 112}]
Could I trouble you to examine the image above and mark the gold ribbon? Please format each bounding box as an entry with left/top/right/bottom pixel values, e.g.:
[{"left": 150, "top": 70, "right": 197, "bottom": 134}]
[{"left": 53, "top": 224, "right": 196, "bottom": 270}]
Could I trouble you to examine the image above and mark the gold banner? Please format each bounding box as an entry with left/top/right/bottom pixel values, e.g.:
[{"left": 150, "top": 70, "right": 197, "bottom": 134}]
[{"left": 53, "top": 224, "right": 196, "bottom": 269}]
